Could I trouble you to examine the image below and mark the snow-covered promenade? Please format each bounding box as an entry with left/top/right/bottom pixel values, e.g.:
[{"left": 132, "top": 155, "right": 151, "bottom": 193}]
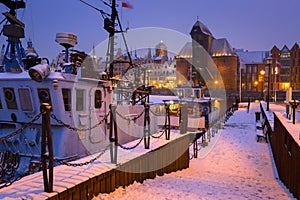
[{"left": 96, "top": 103, "right": 295, "bottom": 200}]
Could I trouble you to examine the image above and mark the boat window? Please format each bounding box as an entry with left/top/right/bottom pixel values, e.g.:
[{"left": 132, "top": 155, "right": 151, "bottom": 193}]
[
  {"left": 18, "top": 88, "right": 33, "bottom": 111},
  {"left": 38, "top": 88, "right": 52, "bottom": 105},
  {"left": 76, "top": 89, "right": 84, "bottom": 111},
  {"left": 62, "top": 89, "right": 71, "bottom": 111},
  {"left": 194, "top": 90, "right": 200, "bottom": 98},
  {"left": 0, "top": 98, "right": 2, "bottom": 109},
  {"left": 3, "top": 88, "right": 17, "bottom": 109},
  {"left": 95, "top": 90, "right": 102, "bottom": 109},
  {"left": 177, "top": 89, "right": 183, "bottom": 98}
]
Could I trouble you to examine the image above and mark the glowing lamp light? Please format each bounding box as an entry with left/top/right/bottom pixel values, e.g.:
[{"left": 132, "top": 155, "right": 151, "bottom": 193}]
[
  {"left": 260, "top": 70, "right": 265, "bottom": 76},
  {"left": 53, "top": 80, "right": 59, "bottom": 90},
  {"left": 289, "top": 100, "right": 299, "bottom": 124},
  {"left": 265, "top": 56, "right": 272, "bottom": 111}
]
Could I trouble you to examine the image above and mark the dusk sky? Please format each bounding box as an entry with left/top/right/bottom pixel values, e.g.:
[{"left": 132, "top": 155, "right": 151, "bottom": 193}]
[{"left": 1, "top": 0, "right": 300, "bottom": 60}]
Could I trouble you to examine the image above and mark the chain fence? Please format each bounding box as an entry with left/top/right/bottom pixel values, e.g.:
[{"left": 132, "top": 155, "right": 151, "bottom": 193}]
[
  {"left": 50, "top": 112, "right": 110, "bottom": 131},
  {"left": 0, "top": 112, "right": 44, "bottom": 189},
  {"left": 151, "top": 127, "right": 166, "bottom": 139},
  {"left": 115, "top": 108, "right": 145, "bottom": 122},
  {"left": 0, "top": 112, "right": 44, "bottom": 142},
  {"left": 54, "top": 144, "right": 110, "bottom": 167},
  {"left": 0, "top": 102, "right": 176, "bottom": 188},
  {"left": 117, "top": 137, "right": 144, "bottom": 150}
]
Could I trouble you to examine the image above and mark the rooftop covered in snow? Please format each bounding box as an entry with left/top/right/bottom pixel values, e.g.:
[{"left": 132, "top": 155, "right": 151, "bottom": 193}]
[{"left": 235, "top": 50, "right": 269, "bottom": 64}]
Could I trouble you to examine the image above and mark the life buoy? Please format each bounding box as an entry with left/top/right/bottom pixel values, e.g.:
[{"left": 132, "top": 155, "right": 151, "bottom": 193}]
[
  {"left": 38, "top": 90, "right": 50, "bottom": 103},
  {"left": 4, "top": 88, "right": 15, "bottom": 103}
]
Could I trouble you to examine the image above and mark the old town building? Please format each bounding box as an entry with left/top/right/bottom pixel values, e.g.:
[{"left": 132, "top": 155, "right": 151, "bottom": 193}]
[
  {"left": 176, "top": 20, "right": 239, "bottom": 98},
  {"left": 235, "top": 50, "right": 268, "bottom": 101},
  {"left": 289, "top": 43, "right": 300, "bottom": 90}
]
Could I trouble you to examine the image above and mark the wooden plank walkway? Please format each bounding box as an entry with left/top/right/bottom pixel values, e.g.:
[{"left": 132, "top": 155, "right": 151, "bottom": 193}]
[{"left": 0, "top": 132, "right": 190, "bottom": 199}]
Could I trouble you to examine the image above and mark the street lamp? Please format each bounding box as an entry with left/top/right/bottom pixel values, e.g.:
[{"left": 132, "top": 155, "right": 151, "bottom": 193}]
[
  {"left": 289, "top": 100, "right": 299, "bottom": 124},
  {"left": 260, "top": 69, "right": 265, "bottom": 100},
  {"left": 266, "top": 56, "right": 272, "bottom": 111},
  {"left": 254, "top": 81, "right": 258, "bottom": 90}
]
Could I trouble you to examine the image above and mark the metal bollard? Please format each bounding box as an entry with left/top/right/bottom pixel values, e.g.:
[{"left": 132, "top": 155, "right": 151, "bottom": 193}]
[
  {"left": 109, "top": 104, "right": 118, "bottom": 163},
  {"left": 180, "top": 102, "right": 188, "bottom": 134},
  {"left": 40, "top": 103, "right": 53, "bottom": 192}
]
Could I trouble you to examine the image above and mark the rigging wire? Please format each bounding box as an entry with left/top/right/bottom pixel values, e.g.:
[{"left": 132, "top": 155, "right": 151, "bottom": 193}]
[
  {"left": 19, "top": 0, "right": 26, "bottom": 20},
  {"left": 0, "top": 19, "right": 8, "bottom": 36},
  {"left": 0, "top": 17, "right": 6, "bottom": 25},
  {"left": 99, "top": 0, "right": 111, "bottom": 8},
  {"left": 79, "top": 0, "right": 110, "bottom": 19},
  {"left": 28, "top": 0, "right": 35, "bottom": 42}
]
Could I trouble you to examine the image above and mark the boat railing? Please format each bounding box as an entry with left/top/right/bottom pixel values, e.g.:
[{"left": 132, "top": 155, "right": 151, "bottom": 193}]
[
  {"left": 0, "top": 101, "right": 183, "bottom": 191},
  {"left": 0, "top": 100, "right": 236, "bottom": 192}
]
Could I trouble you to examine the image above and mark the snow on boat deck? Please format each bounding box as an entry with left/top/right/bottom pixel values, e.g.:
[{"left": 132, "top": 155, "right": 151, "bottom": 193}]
[{"left": 0, "top": 131, "right": 190, "bottom": 199}]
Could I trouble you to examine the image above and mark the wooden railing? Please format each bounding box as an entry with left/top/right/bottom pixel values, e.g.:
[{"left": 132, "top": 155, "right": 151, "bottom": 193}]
[{"left": 260, "top": 103, "right": 300, "bottom": 199}]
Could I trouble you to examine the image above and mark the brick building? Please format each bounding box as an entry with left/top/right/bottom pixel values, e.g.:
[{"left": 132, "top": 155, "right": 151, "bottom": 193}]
[
  {"left": 176, "top": 20, "right": 239, "bottom": 97},
  {"left": 176, "top": 42, "right": 192, "bottom": 86},
  {"left": 270, "top": 45, "right": 291, "bottom": 91},
  {"left": 236, "top": 50, "right": 268, "bottom": 101},
  {"left": 289, "top": 43, "right": 300, "bottom": 90}
]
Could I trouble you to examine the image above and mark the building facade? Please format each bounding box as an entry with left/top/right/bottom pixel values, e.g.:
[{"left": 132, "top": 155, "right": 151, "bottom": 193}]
[
  {"left": 289, "top": 43, "right": 300, "bottom": 90},
  {"left": 176, "top": 20, "right": 239, "bottom": 97},
  {"left": 236, "top": 50, "right": 268, "bottom": 100}
]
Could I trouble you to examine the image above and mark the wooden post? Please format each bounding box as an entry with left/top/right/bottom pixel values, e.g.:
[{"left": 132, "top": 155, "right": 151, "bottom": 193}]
[{"left": 40, "top": 103, "right": 53, "bottom": 192}]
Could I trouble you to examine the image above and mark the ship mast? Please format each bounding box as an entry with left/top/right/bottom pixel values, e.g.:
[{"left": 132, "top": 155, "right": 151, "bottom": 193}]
[
  {"left": 108, "top": 0, "right": 117, "bottom": 78},
  {"left": 80, "top": 0, "right": 133, "bottom": 79},
  {"left": 106, "top": 0, "right": 133, "bottom": 78},
  {"left": 0, "top": 0, "right": 26, "bottom": 72}
]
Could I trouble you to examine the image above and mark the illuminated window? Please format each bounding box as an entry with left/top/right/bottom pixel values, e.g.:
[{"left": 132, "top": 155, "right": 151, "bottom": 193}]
[
  {"left": 62, "top": 89, "right": 71, "bottom": 111},
  {"left": 95, "top": 90, "right": 102, "bottom": 109},
  {"left": 18, "top": 88, "right": 33, "bottom": 111},
  {"left": 76, "top": 89, "right": 84, "bottom": 111}
]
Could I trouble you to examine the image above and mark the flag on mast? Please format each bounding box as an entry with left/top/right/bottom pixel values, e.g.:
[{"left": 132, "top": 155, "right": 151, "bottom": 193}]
[
  {"left": 275, "top": 60, "right": 281, "bottom": 75},
  {"left": 122, "top": 0, "right": 133, "bottom": 8}
]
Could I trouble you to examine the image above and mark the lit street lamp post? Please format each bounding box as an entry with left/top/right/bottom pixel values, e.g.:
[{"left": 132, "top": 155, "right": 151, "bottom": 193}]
[
  {"left": 266, "top": 57, "right": 272, "bottom": 111},
  {"left": 289, "top": 100, "right": 299, "bottom": 124},
  {"left": 260, "top": 69, "right": 265, "bottom": 100}
]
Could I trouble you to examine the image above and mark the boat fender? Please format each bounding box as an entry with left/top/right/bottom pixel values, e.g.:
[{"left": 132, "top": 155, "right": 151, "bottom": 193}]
[{"left": 29, "top": 64, "right": 50, "bottom": 82}]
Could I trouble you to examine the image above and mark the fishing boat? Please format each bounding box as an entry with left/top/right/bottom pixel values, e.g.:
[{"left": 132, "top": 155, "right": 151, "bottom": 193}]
[
  {"left": 0, "top": 0, "right": 148, "bottom": 183},
  {"left": 0, "top": 0, "right": 219, "bottom": 186}
]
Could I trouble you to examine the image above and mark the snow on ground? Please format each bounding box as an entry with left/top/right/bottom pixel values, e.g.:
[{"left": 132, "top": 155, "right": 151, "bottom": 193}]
[{"left": 94, "top": 103, "right": 295, "bottom": 200}]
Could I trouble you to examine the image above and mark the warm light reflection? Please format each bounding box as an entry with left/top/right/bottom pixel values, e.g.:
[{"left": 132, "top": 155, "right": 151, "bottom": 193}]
[
  {"left": 260, "top": 70, "right": 265, "bottom": 76},
  {"left": 212, "top": 53, "right": 233, "bottom": 57},
  {"left": 282, "top": 82, "right": 290, "bottom": 90}
]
